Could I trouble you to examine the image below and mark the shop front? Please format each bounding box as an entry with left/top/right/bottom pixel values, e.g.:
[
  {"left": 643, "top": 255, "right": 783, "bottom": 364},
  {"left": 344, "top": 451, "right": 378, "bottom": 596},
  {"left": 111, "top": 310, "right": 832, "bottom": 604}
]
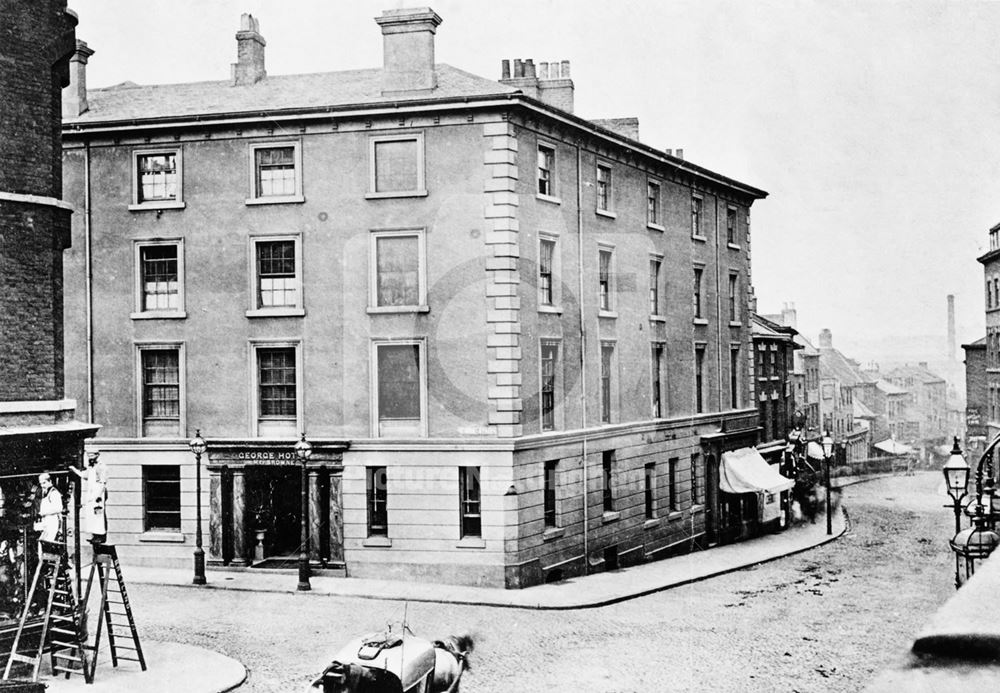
[
  {"left": 718, "top": 447, "right": 795, "bottom": 542},
  {"left": 205, "top": 440, "right": 349, "bottom": 570}
]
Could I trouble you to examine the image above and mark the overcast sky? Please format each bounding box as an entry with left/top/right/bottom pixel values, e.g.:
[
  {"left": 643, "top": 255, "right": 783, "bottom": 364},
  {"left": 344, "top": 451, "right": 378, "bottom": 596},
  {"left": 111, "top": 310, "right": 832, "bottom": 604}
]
[{"left": 68, "top": 0, "right": 1000, "bottom": 360}]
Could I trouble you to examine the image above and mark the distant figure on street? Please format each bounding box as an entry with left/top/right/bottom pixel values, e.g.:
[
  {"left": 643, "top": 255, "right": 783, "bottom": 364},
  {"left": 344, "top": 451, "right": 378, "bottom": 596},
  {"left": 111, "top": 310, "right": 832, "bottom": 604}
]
[
  {"left": 70, "top": 451, "right": 108, "bottom": 544},
  {"left": 35, "top": 473, "right": 63, "bottom": 544}
]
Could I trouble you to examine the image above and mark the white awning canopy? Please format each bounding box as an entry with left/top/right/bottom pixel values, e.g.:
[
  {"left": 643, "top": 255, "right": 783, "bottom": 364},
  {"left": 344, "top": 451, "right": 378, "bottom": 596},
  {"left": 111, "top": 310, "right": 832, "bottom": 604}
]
[
  {"left": 874, "top": 439, "right": 913, "bottom": 455},
  {"left": 720, "top": 447, "right": 795, "bottom": 495}
]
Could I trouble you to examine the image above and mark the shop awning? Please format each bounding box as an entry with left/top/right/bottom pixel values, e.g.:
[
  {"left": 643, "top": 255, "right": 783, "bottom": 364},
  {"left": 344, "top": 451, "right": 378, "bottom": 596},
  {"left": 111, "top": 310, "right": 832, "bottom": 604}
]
[
  {"left": 720, "top": 447, "right": 795, "bottom": 495},
  {"left": 874, "top": 439, "right": 913, "bottom": 455}
]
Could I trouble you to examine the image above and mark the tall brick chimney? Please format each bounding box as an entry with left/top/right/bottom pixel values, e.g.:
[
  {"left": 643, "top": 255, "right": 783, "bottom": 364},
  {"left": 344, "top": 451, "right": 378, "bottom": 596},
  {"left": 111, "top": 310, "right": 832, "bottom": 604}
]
[
  {"left": 61, "top": 39, "right": 94, "bottom": 118},
  {"left": 376, "top": 7, "right": 442, "bottom": 95},
  {"left": 232, "top": 14, "right": 266, "bottom": 86},
  {"left": 819, "top": 328, "right": 833, "bottom": 348}
]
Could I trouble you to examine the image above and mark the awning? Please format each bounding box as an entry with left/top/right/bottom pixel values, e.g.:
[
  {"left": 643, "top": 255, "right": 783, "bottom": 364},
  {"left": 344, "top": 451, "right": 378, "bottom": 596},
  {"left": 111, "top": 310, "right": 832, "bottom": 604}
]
[
  {"left": 874, "top": 439, "right": 913, "bottom": 455},
  {"left": 720, "top": 447, "right": 795, "bottom": 495},
  {"left": 807, "top": 441, "right": 825, "bottom": 460}
]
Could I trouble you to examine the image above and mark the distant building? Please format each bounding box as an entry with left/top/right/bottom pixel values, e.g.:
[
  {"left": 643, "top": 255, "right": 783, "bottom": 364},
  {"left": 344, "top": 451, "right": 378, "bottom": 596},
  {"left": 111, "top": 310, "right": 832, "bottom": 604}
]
[
  {"left": 963, "top": 337, "right": 987, "bottom": 456},
  {"left": 977, "top": 222, "right": 1000, "bottom": 446},
  {"left": 61, "top": 8, "right": 770, "bottom": 587},
  {"left": 882, "top": 363, "right": 948, "bottom": 446},
  {"left": 750, "top": 313, "right": 798, "bottom": 463},
  {"left": 816, "top": 329, "right": 871, "bottom": 465}
]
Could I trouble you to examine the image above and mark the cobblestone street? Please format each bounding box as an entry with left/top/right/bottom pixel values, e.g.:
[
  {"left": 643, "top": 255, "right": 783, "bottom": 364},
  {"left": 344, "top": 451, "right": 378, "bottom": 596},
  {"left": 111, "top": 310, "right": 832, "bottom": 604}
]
[{"left": 129, "top": 473, "right": 953, "bottom": 692}]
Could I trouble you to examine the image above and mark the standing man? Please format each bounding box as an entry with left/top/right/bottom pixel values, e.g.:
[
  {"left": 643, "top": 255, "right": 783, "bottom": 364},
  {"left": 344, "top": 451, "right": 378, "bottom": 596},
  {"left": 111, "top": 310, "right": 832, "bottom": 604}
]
[
  {"left": 35, "top": 473, "right": 63, "bottom": 545},
  {"left": 69, "top": 451, "right": 107, "bottom": 545}
]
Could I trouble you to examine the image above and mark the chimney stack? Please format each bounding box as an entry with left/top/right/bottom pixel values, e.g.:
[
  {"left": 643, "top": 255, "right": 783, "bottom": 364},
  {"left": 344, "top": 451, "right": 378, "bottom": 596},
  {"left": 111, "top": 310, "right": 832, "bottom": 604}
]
[
  {"left": 376, "top": 7, "right": 442, "bottom": 94},
  {"left": 499, "top": 57, "right": 574, "bottom": 113},
  {"left": 232, "top": 14, "right": 266, "bottom": 86},
  {"left": 62, "top": 40, "right": 94, "bottom": 118},
  {"left": 819, "top": 328, "right": 832, "bottom": 348},
  {"left": 781, "top": 302, "right": 798, "bottom": 329},
  {"left": 947, "top": 294, "right": 956, "bottom": 361}
]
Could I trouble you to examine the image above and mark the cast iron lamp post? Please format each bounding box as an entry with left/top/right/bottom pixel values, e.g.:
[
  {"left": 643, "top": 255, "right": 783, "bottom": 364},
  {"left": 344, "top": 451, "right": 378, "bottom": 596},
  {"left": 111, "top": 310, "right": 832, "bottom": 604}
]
[
  {"left": 188, "top": 429, "right": 207, "bottom": 585},
  {"left": 295, "top": 433, "right": 313, "bottom": 591},
  {"left": 943, "top": 437, "right": 970, "bottom": 535},
  {"left": 821, "top": 432, "right": 834, "bottom": 536},
  {"left": 950, "top": 432, "right": 1000, "bottom": 588}
]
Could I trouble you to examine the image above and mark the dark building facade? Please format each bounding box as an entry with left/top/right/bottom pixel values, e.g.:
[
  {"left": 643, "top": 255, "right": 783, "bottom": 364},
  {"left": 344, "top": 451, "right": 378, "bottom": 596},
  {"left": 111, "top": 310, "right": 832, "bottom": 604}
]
[
  {"left": 0, "top": 0, "right": 98, "bottom": 649},
  {"left": 963, "top": 337, "right": 987, "bottom": 457}
]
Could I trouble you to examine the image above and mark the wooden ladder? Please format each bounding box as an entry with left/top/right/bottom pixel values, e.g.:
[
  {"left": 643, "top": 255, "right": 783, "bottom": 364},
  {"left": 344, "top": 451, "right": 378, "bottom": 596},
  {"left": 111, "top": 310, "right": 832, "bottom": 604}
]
[
  {"left": 2, "top": 540, "right": 92, "bottom": 683},
  {"left": 84, "top": 543, "right": 146, "bottom": 678}
]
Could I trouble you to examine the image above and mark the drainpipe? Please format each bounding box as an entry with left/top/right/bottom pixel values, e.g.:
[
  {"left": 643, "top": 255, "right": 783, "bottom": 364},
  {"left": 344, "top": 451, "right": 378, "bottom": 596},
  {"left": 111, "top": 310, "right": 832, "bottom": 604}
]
[
  {"left": 84, "top": 141, "right": 94, "bottom": 423},
  {"left": 576, "top": 143, "right": 589, "bottom": 571}
]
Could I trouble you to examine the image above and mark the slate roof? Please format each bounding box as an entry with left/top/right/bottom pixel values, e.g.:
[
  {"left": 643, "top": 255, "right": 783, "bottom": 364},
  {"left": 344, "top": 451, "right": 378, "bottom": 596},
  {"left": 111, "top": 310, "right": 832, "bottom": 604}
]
[
  {"left": 853, "top": 398, "right": 876, "bottom": 419},
  {"left": 818, "top": 347, "right": 868, "bottom": 388},
  {"left": 66, "top": 64, "right": 518, "bottom": 125},
  {"left": 876, "top": 379, "right": 908, "bottom": 396},
  {"left": 884, "top": 364, "right": 946, "bottom": 385},
  {"left": 751, "top": 313, "right": 797, "bottom": 340}
]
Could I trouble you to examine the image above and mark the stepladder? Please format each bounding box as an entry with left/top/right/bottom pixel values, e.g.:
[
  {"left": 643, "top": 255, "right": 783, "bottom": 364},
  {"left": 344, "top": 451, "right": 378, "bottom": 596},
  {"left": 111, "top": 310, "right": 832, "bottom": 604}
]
[
  {"left": 2, "top": 540, "right": 92, "bottom": 684},
  {"left": 83, "top": 543, "right": 146, "bottom": 679}
]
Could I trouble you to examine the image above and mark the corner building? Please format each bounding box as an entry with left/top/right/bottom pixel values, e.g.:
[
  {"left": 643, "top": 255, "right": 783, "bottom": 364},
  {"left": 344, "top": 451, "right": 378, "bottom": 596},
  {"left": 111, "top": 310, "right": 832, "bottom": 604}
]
[{"left": 62, "top": 8, "right": 767, "bottom": 587}]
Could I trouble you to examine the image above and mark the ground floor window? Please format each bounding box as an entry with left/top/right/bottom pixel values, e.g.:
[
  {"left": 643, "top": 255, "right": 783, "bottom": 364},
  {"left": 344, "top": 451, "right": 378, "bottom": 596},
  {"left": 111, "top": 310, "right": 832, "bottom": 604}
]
[
  {"left": 367, "top": 466, "right": 388, "bottom": 536},
  {"left": 143, "top": 465, "right": 181, "bottom": 531},
  {"left": 459, "top": 467, "right": 481, "bottom": 538}
]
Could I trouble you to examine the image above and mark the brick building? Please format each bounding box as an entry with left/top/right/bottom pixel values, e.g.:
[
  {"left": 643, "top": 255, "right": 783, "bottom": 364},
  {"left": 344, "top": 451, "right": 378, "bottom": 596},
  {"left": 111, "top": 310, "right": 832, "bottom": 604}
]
[
  {"left": 978, "top": 222, "right": 1000, "bottom": 446},
  {"left": 0, "top": 0, "right": 98, "bottom": 644},
  {"left": 963, "top": 337, "right": 987, "bottom": 457},
  {"left": 61, "top": 8, "right": 770, "bottom": 587}
]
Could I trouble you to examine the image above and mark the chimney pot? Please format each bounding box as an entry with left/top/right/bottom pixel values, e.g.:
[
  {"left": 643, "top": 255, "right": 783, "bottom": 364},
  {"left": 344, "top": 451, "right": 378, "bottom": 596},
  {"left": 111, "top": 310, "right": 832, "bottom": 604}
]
[
  {"left": 819, "top": 328, "right": 833, "bottom": 348},
  {"left": 676, "top": 148, "right": 684, "bottom": 160},
  {"left": 62, "top": 40, "right": 95, "bottom": 118},
  {"left": 665, "top": 149, "right": 672, "bottom": 156},
  {"left": 375, "top": 7, "right": 443, "bottom": 94},
  {"left": 232, "top": 13, "right": 266, "bottom": 86},
  {"left": 514, "top": 59, "right": 524, "bottom": 78},
  {"left": 501, "top": 59, "right": 511, "bottom": 80},
  {"left": 525, "top": 58, "right": 536, "bottom": 79},
  {"left": 539, "top": 62, "right": 549, "bottom": 79},
  {"left": 560, "top": 60, "right": 571, "bottom": 77}
]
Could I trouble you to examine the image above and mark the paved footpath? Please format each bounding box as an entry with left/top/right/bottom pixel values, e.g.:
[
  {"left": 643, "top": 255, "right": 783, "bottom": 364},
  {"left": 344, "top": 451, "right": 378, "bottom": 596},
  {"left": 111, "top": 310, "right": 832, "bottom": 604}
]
[{"left": 123, "top": 506, "right": 847, "bottom": 610}]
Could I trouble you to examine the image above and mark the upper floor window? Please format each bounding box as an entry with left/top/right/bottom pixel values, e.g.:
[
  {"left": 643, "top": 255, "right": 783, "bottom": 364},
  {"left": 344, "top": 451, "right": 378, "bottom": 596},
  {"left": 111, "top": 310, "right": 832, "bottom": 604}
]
[
  {"left": 137, "top": 344, "right": 183, "bottom": 437},
  {"left": 691, "top": 195, "right": 703, "bottom": 237},
  {"left": 729, "top": 272, "right": 739, "bottom": 322},
  {"left": 538, "top": 237, "right": 558, "bottom": 309},
  {"left": 650, "top": 257, "right": 662, "bottom": 317},
  {"left": 373, "top": 340, "right": 426, "bottom": 438},
  {"left": 600, "top": 342, "right": 615, "bottom": 423},
  {"left": 693, "top": 267, "right": 704, "bottom": 320},
  {"left": 652, "top": 343, "right": 665, "bottom": 418},
  {"left": 248, "top": 142, "right": 303, "bottom": 204},
  {"left": 647, "top": 181, "right": 662, "bottom": 228},
  {"left": 695, "top": 345, "right": 706, "bottom": 413},
  {"left": 730, "top": 346, "right": 740, "bottom": 409},
  {"left": 368, "top": 134, "right": 426, "bottom": 198},
  {"left": 370, "top": 229, "right": 427, "bottom": 312},
  {"left": 540, "top": 340, "right": 559, "bottom": 432},
  {"left": 249, "top": 237, "right": 303, "bottom": 316},
  {"left": 726, "top": 206, "right": 737, "bottom": 245},
  {"left": 131, "top": 149, "right": 184, "bottom": 210},
  {"left": 133, "top": 240, "right": 185, "bottom": 319},
  {"left": 537, "top": 144, "right": 556, "bottom": 198},
  {"left": 599, "top": 247, "right": 615, "bottom": 314},
  {"left": 253, "top": 342, "right": 300, "bottom": 437},
  {"left": 459, "top": 466, "right": 481, "bottom": 538},
  {"left": 596, "top": 163, "right": 612, "bottom": 213}
]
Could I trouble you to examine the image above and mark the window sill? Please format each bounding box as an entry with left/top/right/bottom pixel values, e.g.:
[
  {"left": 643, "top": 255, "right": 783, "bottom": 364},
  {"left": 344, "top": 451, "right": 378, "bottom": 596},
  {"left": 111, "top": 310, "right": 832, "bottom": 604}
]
[
  {"left": 598, "top": 310, "right": 618, "bottom": 320},
  {"left": 131, "top": 311, "right": 187, "bottom": 320},
  {"left": 595, "top": 209, "right": 617, "bottom": 219},
  {"left": 245, "top": 194, "right": 305, "bottom": 206},
  {"left": 668, "top": 510, "right": 683, "bottom": 521},
  {"left": 456, "top": 537, "right": 486, "bottom": 549},
  {"left": 139, "top": 531, "right": 185, "bottom": 543},
  {"left": 727, "top": 243, "right": 742, "bottom": 250},
  {"left": 538, "top": 305, "right": 563, "bottom": 315},
  {"left": 367, "top": 305, "right": 430, "bottom": 314},
  {"left": 643, "top": 518, "right": 660, "bottom": 530},
  {"left": 542, "top": 526, "right": 565, "bottom": 541},
  {"left": 362, "top": 536, "right": 392, "bottom": 548},
  {"left": 693, "top": 318, "right": 709, "bottom": 326},
  {"left": 536, "top": 193, "right": 562, "bottom": 205},
  {"left": 647, "top": 222, "right": 665, "bottom": 232},
  {"left": 129, "top": 201, "right": 186, "bottom": 212},
  {"left": 246, "top": 308, "right": 306, "bottom": 318},
  {"left": 649, "top": 315, "right": 666, "bottom": 323},
  {"left": 691, "top": 504, "right": 705, "bottom": 514},
  {"left": 729, "top": 321, "right": 742, "bottom": 328},
  {"left": 601, "top": 511, "right": 621, "bottom": 524},
  {"left": 365, "top": 190, "right": 428, "bottom": 200},
  {"left": 691, "top": 234, "right": 707, "bottom": 243}
]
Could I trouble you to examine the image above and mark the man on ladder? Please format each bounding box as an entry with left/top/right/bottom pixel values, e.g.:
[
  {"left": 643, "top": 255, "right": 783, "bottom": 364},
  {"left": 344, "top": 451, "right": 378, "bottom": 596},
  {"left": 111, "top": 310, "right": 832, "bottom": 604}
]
[{"left": 70, "top": 451, "right": 108, "bottom": 545}]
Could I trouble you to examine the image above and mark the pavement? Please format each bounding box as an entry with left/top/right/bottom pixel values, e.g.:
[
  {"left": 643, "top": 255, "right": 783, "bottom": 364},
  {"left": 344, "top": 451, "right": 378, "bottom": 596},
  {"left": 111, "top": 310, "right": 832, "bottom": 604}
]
[{"left": 16, "top": 484, "right": 859, "bottom": 692}]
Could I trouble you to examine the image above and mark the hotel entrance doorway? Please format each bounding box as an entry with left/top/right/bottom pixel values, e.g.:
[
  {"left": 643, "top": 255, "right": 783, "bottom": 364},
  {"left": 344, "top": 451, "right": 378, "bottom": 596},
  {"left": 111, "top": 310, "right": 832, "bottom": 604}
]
[{"left": 245, "top": 466, "right": 301, "bottom": 560}]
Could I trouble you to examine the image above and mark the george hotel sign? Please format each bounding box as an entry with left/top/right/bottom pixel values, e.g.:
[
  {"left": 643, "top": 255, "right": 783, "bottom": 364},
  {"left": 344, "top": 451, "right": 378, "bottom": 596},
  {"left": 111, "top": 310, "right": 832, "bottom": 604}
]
[
  {"left": 205, "top": 439, "right": 350, "bottom": 468},
  {"left": 236, "top": 450, "right": 300, "bottom": 464}
]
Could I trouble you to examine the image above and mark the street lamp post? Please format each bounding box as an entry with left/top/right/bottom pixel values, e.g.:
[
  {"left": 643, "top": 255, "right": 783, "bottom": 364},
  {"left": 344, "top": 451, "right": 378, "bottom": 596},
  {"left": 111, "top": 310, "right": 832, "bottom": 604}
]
[
  {"left": 822, "top": 431, "right": 834, "bottom": 536},
  {"left": 294, "top": 433, "right": 313, "bottom": 591},
  {"left": 949, "top": 432, "right": 1000, "bottom": 588},
  {"left": 188, "top": 429, "right": 207, "bottom": 586},
  {"left": 942, "top": 437, "right": 970, "bottom": 535}
]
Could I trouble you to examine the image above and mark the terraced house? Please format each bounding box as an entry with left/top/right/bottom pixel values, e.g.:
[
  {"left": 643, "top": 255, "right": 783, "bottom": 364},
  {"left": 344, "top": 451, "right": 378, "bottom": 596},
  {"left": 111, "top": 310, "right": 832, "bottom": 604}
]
[{"left": 61, "top": 7, "right": 769, "bottom": 587}]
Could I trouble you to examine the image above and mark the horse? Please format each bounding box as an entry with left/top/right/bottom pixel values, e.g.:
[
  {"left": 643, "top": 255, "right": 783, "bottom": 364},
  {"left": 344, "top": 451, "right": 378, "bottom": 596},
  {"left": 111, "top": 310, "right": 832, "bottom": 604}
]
[{"left": 312, "top": 633, "right": 474, "bottom": 693}]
